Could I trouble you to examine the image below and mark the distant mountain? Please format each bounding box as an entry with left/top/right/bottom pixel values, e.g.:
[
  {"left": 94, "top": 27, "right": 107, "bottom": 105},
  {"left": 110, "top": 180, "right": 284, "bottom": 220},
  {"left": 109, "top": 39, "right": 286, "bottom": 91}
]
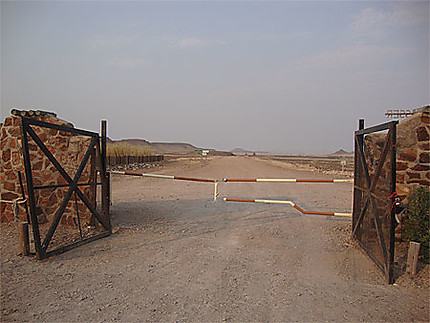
[
  {"left": 151, "top": 142, "right": 198, "bottom": 154},
  {"left": 330, "top": 149, "right": 353, "bottom": 156},
  {"left": 110, "top": 138, "right": 151, "bottom": 146}
]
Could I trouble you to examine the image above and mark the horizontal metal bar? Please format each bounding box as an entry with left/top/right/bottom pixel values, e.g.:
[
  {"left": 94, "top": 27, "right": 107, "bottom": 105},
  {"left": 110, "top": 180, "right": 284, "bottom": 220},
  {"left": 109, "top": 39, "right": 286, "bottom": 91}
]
[
  {"left": 174, "top": 176, "right": 216, "bottom": 183},
  {"left": 223, "top": 197, "right": 352, "bottom": 217},
  {"left": 34, "top": 182, "right": 102, "bottom": 190},
  {"left": 44, "top": 231, "right": 110, "bottom": 258},
  {"left": 355, "top": 121, "right": 397, "bottom": 136},
  {"left": 21, "top": 117, "right": 99, "bottom": 137},
  {"left": 111, "top": 170, "right": 216, "bottom": 183},
  {"left": 223, "top": 178, "right": 353, "bottom": 183}
]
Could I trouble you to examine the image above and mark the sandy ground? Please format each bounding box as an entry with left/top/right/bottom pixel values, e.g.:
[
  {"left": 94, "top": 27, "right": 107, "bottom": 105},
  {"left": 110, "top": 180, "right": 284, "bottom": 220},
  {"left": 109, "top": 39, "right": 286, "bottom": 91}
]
[{"left": 1, "top": 156, "right": 429, "bottom": 322}]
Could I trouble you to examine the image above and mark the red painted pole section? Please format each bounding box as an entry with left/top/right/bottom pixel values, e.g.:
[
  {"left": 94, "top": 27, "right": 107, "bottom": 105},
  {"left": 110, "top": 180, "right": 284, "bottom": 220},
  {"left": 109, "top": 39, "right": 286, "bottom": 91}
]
[
  {"left": 224, "top": 198, "right": 256, "bottom": 203},
  {"left": 173, "top": 176, "right": 216, "bottom": 183}
]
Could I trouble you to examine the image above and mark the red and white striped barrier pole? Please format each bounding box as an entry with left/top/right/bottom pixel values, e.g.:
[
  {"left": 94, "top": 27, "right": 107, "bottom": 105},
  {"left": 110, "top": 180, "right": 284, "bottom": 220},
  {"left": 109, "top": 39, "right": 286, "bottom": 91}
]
[
  {"left": 223, "top": 197, "right": 352, "bottom": 217},
  {"left": 223, "top": 178, "right": 353, "bottom": 183},
  {"left": 110, "top": 170, "right": 220, "bottom": 201},
  {"left": 111, "top": 170, "right": 216, "bottom": 183}
]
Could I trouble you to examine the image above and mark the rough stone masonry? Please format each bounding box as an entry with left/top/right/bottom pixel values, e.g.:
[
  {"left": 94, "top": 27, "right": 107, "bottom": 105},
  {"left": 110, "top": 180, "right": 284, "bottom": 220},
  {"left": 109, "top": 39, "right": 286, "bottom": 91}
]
[
  {"left": 0, "top": 111, "right": 95, "bottom": 224},
  {"left": 365, "top": 106, "right": 429, "bottom": 201}
]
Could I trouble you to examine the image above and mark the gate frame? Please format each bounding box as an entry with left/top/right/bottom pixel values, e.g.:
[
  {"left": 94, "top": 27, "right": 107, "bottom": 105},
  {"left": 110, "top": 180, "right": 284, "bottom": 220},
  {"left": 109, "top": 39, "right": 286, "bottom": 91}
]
[
  {"left": 20, "top": 117, "right": 111, "bottom": 260},
  {"left": 352, "top": 119, "right": 398, "bottom": 284}
]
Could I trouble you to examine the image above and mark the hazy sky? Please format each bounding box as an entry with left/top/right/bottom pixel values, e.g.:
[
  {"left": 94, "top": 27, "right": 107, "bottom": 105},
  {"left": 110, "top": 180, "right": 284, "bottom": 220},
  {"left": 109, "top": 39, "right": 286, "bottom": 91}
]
[{"left": 1, "top": 1, "right": 429, "bottom": 153}]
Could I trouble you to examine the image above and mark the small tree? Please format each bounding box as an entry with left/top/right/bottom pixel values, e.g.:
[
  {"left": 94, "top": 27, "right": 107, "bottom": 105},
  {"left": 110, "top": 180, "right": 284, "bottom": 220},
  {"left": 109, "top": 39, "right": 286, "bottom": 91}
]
[{"left": 402, "top": 186, "right": 430, "bottom": 263}]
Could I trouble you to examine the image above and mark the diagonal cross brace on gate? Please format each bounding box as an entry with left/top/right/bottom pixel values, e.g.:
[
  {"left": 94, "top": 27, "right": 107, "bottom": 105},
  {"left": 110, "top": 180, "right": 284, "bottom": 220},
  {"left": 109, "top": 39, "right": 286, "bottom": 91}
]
[
  {"left": 352, "top": 119, "right": 397, "bottom": 284},
  {"left": 20, "top": 117, "right": 111, "bottom": 259}
]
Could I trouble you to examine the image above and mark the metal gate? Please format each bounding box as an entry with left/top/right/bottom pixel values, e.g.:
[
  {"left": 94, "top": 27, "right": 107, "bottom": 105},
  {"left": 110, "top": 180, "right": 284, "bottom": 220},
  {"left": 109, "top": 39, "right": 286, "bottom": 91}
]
[
  {"left": 20, "top": 117, "right": 111, "bottom": 259},
  {"left": 352, "top": 119, "right": 398, "bottom": 284}
]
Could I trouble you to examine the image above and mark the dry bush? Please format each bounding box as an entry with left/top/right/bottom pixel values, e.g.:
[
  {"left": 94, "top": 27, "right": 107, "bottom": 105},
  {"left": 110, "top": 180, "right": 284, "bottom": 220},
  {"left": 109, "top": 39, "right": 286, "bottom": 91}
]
[{"left": 106, "top": 143, "right": 154, "bottom": 157}]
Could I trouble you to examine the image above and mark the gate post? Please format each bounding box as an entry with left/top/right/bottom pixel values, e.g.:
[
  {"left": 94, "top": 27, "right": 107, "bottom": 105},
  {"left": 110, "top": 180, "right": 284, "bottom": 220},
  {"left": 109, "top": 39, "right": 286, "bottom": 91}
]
[
  {"left": 352, "top": 119, "right": 364, "bottom": 233},
  {"left": 387, "top": 121, "right": 397, "bottom": 284},
  {"left": 101, "top": 120, "right": 111, "bottom": 232}
]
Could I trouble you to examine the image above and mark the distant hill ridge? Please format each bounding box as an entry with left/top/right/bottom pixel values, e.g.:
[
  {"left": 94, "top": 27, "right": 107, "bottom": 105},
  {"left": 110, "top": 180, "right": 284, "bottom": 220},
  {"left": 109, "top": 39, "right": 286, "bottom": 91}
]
[
  {"left": 230, "top": 148, "right": 268, "bottom": 155},
  {"left": 330, "top": 149, "right": 353, "bottom": 156},
  {"left": 107, "top": 138, "right": 232, "bottom": 156}
]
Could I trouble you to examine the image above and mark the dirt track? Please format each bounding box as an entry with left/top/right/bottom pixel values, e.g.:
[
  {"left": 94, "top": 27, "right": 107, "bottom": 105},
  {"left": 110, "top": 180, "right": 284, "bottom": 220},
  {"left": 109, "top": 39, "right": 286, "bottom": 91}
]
[{"left": 1, "top": 156, "right": 429, "bottom": 322}]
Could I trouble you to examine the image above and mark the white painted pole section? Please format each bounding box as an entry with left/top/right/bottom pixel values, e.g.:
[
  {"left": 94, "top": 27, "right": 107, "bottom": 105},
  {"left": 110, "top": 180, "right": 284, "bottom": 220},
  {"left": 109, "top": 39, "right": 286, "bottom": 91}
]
[
  {"left": 333, "top": 212, "right": 353, "bottom": 217},
  {"left": 141, "top": 174, "right": 174, "bottom": 179},
  {"left": 110, "top": 171, "right": 174, "bottom": 179},
  {"left": 333, "top": 179, "right": 354, "bottom": 183},
  {"left": 254, "top": 199, "right": 295, "bottom": 206},
  {"left": 214, "top": 182, "right": 219, "bottom": 203},
  {"left": 256, "top": 179, "right": 297, "bottom": 182}
]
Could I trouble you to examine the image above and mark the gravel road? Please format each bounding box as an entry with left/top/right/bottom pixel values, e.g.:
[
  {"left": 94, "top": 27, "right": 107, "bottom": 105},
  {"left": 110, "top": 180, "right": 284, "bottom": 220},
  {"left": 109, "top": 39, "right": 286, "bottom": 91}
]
[{"left": 1, "top": 156, "right": 428, "bottom": 322}]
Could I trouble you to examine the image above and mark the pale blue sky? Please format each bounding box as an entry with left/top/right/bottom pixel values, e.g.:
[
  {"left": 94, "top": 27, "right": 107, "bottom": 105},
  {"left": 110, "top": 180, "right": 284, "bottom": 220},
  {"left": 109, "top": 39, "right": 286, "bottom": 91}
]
[{"left": 1, "top": 1, "right": 429, "bottom": 153}]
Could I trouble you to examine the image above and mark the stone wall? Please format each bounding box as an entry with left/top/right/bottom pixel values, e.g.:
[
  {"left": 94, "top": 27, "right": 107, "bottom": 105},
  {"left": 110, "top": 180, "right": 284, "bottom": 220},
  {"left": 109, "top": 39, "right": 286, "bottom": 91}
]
[
  {"left": 364, "top": 106, "right": 429, "bottom": 201},
  {"left": 1, "top": 114, "right": 95, "bottom": 224}
]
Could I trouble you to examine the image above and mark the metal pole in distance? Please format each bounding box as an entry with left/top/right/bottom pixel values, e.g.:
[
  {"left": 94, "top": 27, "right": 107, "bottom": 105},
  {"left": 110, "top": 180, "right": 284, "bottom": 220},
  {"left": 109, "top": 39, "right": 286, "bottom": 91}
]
[
  {"left": 352, "top": 119, "right": 365, "bottom": 236},
  {"left": 101, "top": 120, "right": 111, "bottom": 232}
]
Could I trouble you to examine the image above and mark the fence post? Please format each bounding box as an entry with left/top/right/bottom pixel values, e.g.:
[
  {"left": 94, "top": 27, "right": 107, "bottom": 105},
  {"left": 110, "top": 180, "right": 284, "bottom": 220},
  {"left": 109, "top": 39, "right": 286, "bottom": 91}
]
[
  {"left": 18, "top": 222, "right": 30, "bottom": 256},
  {"left": 406, "top": 242, "right": 420, "bottom": 275}
]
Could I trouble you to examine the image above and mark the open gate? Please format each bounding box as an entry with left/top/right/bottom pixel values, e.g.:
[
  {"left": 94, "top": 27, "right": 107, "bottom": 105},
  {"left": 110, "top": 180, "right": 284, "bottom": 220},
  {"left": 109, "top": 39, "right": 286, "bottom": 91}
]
[
  {"left": 20, "top": 117, "right": 111, "bottom": 259},
  {"left": 352, "top": 119, "right": 398, "bottom": 284}
]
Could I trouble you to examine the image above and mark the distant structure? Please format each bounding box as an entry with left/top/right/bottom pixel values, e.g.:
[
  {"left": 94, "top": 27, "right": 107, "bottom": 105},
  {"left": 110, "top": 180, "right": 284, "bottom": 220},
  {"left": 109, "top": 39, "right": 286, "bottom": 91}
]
[{"left": 385, "top": 105, "right": 429, "bottom": 119}]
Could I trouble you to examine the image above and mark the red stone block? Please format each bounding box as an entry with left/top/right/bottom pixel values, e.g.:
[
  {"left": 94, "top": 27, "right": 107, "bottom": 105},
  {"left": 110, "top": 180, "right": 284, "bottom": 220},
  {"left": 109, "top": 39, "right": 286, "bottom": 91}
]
[
  {"left": 416, "top": 127, "right": 429, "bottom": 142},
  {"left": 12, "top": 117, "right": 21, "bottom": 127},
  {"left": 3, "top": 181, "right": 16, "bottom": 191},
  {"left": 3, "top": 117, "right": 12, "bottom": 127},
  {"left": 399, "top": 149, "right": 417, "bottom": 162},
  {"left": 0, "top": 138, "right": 7, "bottom": 150},
  {"left": 33, "top": 160, "right": 43, "bottom": 170},
  {"left": 1, "top": 204, "right": 14, "bottom": 222},
  {"left": 407, "top": 179, "right": 430, "bottom": 185},
  {"left": 8, "top": 127, "right": 20, "bottom": 137},
  {"left": 396, "top": 162, "right": 408, "bottom": 171},
  {"left": 9, "top": 138, "right": 16, "bottom": 149},
  {"left": 412, "top": 164, "right": 429, "bottom": 171},
  {"left": 419, "top": 152, "right": 429, "bottom": 164},
  {"left": 1, "top": 127, "right": 8, "bottom": 139},
  {"left": 1, "top": 191, "right": 19, "bottom": 200},
  {"left": 419, "top": 142, "right": 430, "bottom": 150},
  {"left": 11, "top": 151, "right": 21, "bottom": 166},
  {"left": 38, "top": 132, "right": 48, "bottom": 142},
  {"left": 406, "top": 172, "right": 421, "bottom": 179},
  {"left": 49, "top": 129, "right": 58, "bottom": 136},
  {"left": 2, "top": 149, "right": 11, "bottom": 163}
]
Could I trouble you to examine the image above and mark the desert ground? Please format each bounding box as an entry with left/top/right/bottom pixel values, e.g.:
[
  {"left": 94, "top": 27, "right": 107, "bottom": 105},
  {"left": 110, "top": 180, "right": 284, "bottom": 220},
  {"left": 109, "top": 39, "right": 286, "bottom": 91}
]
[{"left": 1, "top": 156, "right": 429, "bottom": 322}]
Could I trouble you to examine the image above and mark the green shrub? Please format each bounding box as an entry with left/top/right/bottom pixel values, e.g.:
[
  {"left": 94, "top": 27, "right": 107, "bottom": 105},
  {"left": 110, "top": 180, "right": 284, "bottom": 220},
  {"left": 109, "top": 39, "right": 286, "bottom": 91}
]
[{"left": 402, "top": 186, "right": 430, "bottom": 263}]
